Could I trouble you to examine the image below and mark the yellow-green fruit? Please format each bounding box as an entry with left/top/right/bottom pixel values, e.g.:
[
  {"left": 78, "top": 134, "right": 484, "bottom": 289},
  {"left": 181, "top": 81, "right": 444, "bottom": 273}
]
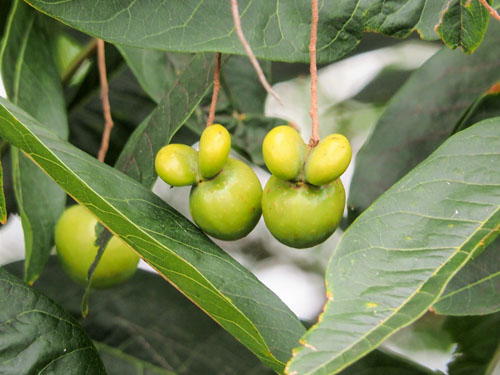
[
  {"left": 55, "top": 205, "right": 140, "bottom": 288},
  {"left": 262, "top": 125, "right": 306, "bottom": 181},
  {"left": 155, "top": 144, "right": 198, "bottom": 186},
  {"left": 199, "top": 124, "right": 231, "bottom": 179},
  {"left": 262, "top": 176, "right": 345, "bottom": 248},
  {"left": 190, "top": 158, "right": 262, "bottom": 240},
  {"left": 305, "top": 134, "right": 352, "bottom": 186}
]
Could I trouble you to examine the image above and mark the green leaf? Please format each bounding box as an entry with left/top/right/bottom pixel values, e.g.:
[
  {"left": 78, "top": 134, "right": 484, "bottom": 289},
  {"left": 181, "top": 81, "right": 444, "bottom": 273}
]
[
  {"left": 25, "top": 0, "right": 428, "bottom": 64},
  {"left": 0, "top": 267, "right": 106, "bottom": 374},
  {"left": 436, "top": 0, "right": 490, "bottom": 54},
  {"left": 0, "top": 98, "right": 305, "bottom": 373},
  {"left": 445, "top": 313, "right": 500, "bottom": 375},
  {"left": 0, "top": 155, "right": 6, "bottom": 224},
  {"left": 415, "top": 0, "right": 448, "bottom": 40},
  {"left": 348, "top": 23, "right": 500, "bottom": 223},
  {"left": 114, "top": 53, "right": 216, "bottom": 188},
  {"left": 433, "top": 237, "right": 500, "bottom": 315},
  {"left": 6, "top": 258, "right": 275, "bottom": 375},
  {"left": 0, "top": 0, "right": 68, "bottom": 284},
  {"left": 286, "top": 118, "right": 500, "bottom": 375},
  {"left": 117, "top": 45, "right": 193, "bottom": 104}
]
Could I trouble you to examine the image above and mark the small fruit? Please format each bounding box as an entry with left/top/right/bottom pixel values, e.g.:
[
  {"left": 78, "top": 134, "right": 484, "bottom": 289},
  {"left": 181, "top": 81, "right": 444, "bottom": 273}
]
[
  {"left": 55, "top": 205, "right": 140, "bottom": 288},
  {"left": 262, "top": 125, "right": 306, "bottom": 181},
  {"left": 262, "top": 176, "right": 345, "bottom": 248},
  {"left": 305, "top": 134, "right": 352, "bottom": 186},
  {"left": 198, "top": 124, "right": 231, "bottom": 179},
  {"left": 155, "top": 144, "right": 199, "bottom": 186},
  {"left": 190, "top": 158, "right": 262, "bottom": 240}
]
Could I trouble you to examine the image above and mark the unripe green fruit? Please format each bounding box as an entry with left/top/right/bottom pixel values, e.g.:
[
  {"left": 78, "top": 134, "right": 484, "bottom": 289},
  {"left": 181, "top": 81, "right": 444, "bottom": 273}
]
[
  {"left": 189, "top": 158, "right": 262, "bottom": 240},
  {"left": 305, "top": 134, "right": 352, "bottom": 186},
  {"left": 199, "top": 124, "right": 231, "bottom": 179},
  {"left": 262, "top": 125, "right": 306, "bottom": 181},
  {"left": 262, "top": 176, "right": 345, "bottom": 248},
  {"left": 155, "top": 144, "right": 198, "bottom": 186},
  {"left": 55, "top": 205, "right": 140, "bottom": 288}
]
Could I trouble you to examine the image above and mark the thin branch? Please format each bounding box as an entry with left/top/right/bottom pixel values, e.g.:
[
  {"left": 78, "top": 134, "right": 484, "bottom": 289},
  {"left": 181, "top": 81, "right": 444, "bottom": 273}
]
[
  {"left": 96, "top": 39, "right": 114, "bottom": 163},
  {"left": 478, "top": 0, "right": 500, "bottom": 22},
  {"left": 308, "top": 0, "right": 320, "bottom": 148},
  {"left": 230, "top": 0, "right": 282, "bottom": 105},
  {"left": 61, "top": 39, "right": 98, "bottom": 86},
  {"left": 206, "top": 53, "right": 222, "bottom": 127}
]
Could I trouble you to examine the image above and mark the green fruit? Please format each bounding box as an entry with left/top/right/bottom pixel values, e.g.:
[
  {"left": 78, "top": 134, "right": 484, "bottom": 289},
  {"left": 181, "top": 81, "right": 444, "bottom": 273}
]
[
  {"left": 55, "top": 205, "right": 140, "bottom": 288},
  {"left": 262, "top": 176, "right": 345, "bottom": 248},
  {"left": 305, "top": 134, "right": 352, "bottom": 186},
  {"left": 263, "top": 125, "right": 306, "bottom": 181},
  {"left": 198, "top": 124, "right": 231, "bottom": 179},
  {"left": 155, "top": 144, "right": 199, "bottom": 186},
  {"left": 189, "top": 158, "right": 262, "bottom": 240}
]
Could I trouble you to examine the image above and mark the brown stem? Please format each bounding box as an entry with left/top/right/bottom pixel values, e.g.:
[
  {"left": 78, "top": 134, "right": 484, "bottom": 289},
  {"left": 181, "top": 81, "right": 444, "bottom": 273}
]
[
  {"left": 61, "top": 39, "right": 98, "bottom": 86},
  {"left": 96, "top": 39, "right": 114, "bottom": 163},
  {"left": 478, "top": 0, "right": 500, "bottom": 21},
  {"left": 230, "top": 0, "right": 282, "bottom": 105},
  {"left": 308, "top": 0, "right": 320, "bottom": 148},
  {"left": 206, "top": 53, "right": 222, "bottom": 127}
]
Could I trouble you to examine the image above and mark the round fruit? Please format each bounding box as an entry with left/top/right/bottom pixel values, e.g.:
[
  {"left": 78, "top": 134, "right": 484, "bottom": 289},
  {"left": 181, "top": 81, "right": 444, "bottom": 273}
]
[
  {"left": 198, "top": 124, "right": 231, "bottom": 179},
  {"left": 305, "top": 134, "right": 352, "bottom": 186},
  {"left": 189, "top": 158, "right": 262, "bottom": 240},
  {"left": 55, "top": 205, "right": 140, "bottom": 288},
  {"left": 262, "top": 176, "right": 345, "bottom": 248},
  {"left": 263, "top": 125, "right": 306, "bottom": 181},
  {"left": 155, "top": 144, "right": 199, "bottom": 186}
]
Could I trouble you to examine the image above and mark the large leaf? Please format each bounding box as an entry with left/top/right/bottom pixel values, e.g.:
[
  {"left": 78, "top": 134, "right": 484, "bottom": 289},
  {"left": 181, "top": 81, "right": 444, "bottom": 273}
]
[
  {"left": 445, "top": 313, "right": 500, "bottom": 375},
  {"left": 348, "top": 22, "right": 500, "bottom": 222},
  {"left": 0, "top": 98, "right": 305, "bottom": 372},
  {"left": 433, "top": 238, "right": 500, "bottom": 315},
  {"left": 0, "top": 0, "right": 68, "bottom": 284},
  {"left": 6, "top": 258, "right": 275, "bottom": 375},
  {"left": 114, "top": 53, "right": 215, "bottom": 188},
  {"left": 286, "top": 118, "right": 500, "bottom": 375},
  {"left": 0, "top": 267, "right": 106, "bottom": 374},
  {"left": 25, "top": 0, "right": 429, "bottom": 64},
  {"left": 436, "top": 0, "right": 490, "bottom": 53}
]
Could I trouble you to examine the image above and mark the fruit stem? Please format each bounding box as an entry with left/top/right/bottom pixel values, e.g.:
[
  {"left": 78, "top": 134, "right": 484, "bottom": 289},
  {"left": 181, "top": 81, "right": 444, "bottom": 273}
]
[
  {"left": 308, "top": 0, "right": 320, "bottom": 148},
  {"left": 230, "top": 0, "right": 283, "bottom": 105},
  {"left": 96, "top": 39, "right": 114, "bottom": 163},
  {"left": 206, "top": 52, "right": 222, "bottom": 127},
  {"left": 478, "top": 0, "right": 500, "bottom": 21}
]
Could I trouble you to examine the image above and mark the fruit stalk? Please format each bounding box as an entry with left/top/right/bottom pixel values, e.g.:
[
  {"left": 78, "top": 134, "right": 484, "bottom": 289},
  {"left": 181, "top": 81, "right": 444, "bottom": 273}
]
[
  {"left": 308, "top": 0, "right": 320, "bottom": 148},
  {"left": 206, "top": 52, "right": 222, "bottom": 127},
  {"left": 96, "top": 39, "right": 114, "bottom": 163}
]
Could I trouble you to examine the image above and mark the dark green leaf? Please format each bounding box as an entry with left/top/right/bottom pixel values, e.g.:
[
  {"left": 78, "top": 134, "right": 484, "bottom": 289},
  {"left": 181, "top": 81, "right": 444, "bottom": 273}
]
[
  {"left": 6, "top": 258, "right": 275, "bottom": 375},
  {"left": 0, "top": 267, "right": 106, "bottom": 374},
  {"left": 0, "top": 98, "right": 305, "bottom": 372},
  {"left": 433, "top": 238, "right": 500, "bottom": 315},
  {"left": 436, "top": 0, "right": 490, "bottom": 54},
  {"left": 348, "top": 23, "right": 500, "bottom": 223},
  {"left": 445, "top": 313, "right": 500, "bottom": 375},
  {"left": 286, "top": 118, "right": 500, "bottom": 375},
  {"left": 415, "top": 0, "right": 448, "bottom": 40},
  {"left": 114, "top": 53, "right": 215, "bottom": 188},
  {"left": 0, "top": 154, "right": 6, "bottom": 224},
  {"left": 117, "top": 45, "right": 193, "bottom": 104},
  {"left": 0, "top": 0, "right": 68, "bottom": 284},
  {"left": 25, "top": 0, "right": 428, "bottom": 64}
]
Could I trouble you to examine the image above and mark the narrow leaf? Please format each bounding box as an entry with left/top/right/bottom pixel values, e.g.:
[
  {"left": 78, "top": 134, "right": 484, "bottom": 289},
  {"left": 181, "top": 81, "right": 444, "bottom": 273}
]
[
  {"left": 0, "top": 0, "right": 68, "bottom": 283},
  {"left": 0, "top": 267, "right": 106, "bottom": 374},
  {"left": 0, "top": 98, "right": 305, "bottom": 373},
  {"left": 436, "top": 0, "right": 490, "bottom": 54},
  {"left": 348, "top": 23, "right": 500, "bottom": 223},
  {"left": 433, "top": 238, "right": 500, "bottom": 315},
  {"left": 25, "top": 0, "right": 427, "bottom": 64},
  {"left": 286, "top": 118, "right": 500, "bottom": 375},
  {"left": 445, "top": 313, "right": 500, "bottom": 375},
  {"left": 0, "top": 155, "right": 6, "bottom": 223}
]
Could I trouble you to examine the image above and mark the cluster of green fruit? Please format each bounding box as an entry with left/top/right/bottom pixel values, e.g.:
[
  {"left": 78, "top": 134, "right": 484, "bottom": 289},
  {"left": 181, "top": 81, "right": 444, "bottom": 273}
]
[{"left": 53, "top": 124, "right": 350, "bottom": 288}]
